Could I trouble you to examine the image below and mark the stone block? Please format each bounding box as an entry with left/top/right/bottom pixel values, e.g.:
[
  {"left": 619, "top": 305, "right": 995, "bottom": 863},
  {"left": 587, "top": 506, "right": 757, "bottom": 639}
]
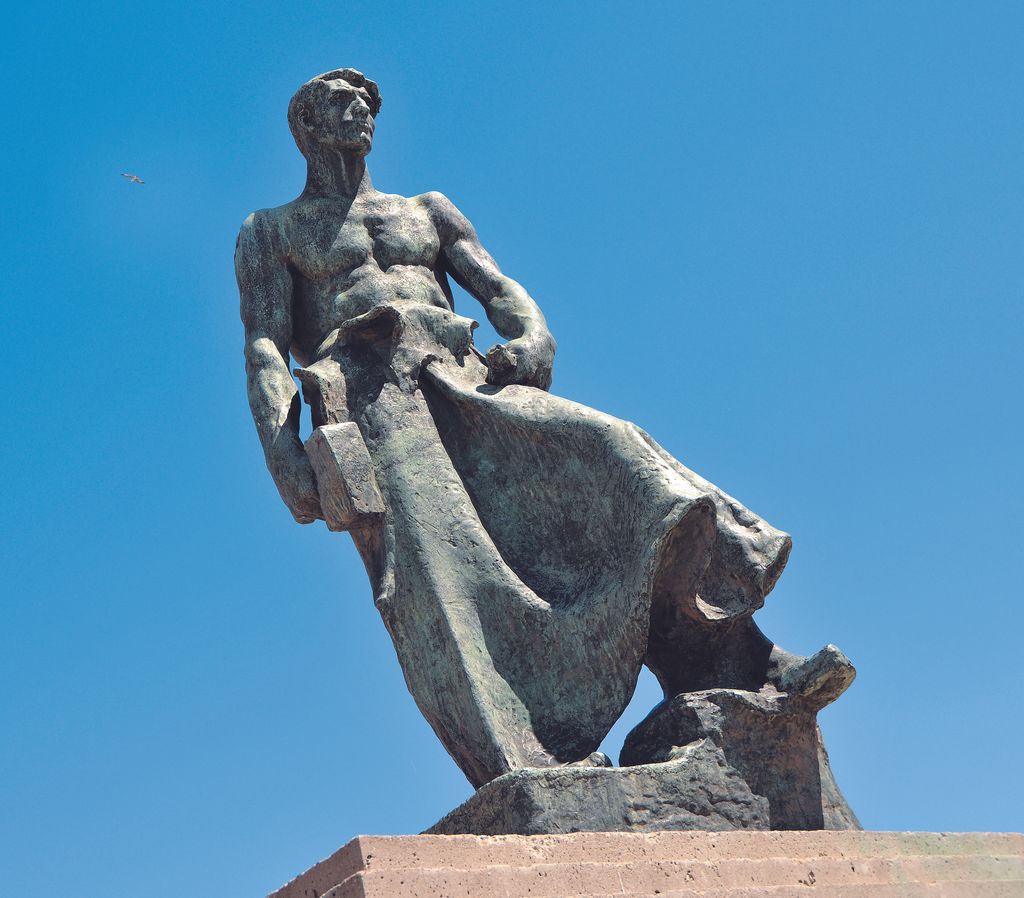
[
  {"left": 304, "top": 423, "right": 385, "bottom": 531},
  {"left": 426, "top": 746, "right": 768, "bottom": 836}
]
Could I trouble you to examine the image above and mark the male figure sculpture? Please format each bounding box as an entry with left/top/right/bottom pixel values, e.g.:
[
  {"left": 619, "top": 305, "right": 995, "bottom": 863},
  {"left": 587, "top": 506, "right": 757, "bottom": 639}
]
[{"left": 237, "top": 69, "right": 858, "bottom": 830}]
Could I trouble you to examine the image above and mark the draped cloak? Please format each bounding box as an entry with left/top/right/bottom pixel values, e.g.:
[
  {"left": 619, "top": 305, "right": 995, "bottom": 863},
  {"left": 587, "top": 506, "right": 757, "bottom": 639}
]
[{"left": 297, "top": 300, "right": 792, "bottom": 789}]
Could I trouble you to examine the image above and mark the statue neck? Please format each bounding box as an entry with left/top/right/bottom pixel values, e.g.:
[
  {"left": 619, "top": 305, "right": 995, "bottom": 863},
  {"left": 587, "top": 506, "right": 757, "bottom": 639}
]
[{"left": 302, "top": 146, "right": 373, "bottom": 199}]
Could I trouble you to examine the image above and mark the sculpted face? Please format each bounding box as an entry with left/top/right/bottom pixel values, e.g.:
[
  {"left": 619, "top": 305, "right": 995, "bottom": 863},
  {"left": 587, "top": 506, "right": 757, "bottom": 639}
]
[{"left": 296, "top": 77, "right": 377, "bottom": 156}]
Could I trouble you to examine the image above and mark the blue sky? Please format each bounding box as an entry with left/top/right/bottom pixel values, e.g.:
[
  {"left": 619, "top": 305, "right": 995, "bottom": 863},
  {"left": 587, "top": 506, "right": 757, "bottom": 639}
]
[{"left": 2, "top": 2, "right": 1022, "bottom": 895}]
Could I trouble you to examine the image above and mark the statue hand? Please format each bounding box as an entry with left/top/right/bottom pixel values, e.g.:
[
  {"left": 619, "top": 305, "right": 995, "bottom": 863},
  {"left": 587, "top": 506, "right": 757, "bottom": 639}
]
[
  {"left": 485, "top": 331, "right": 555, "bottom": 391},
  {"left": 267, "top": 437, "right": 324, "bottom": 525}
]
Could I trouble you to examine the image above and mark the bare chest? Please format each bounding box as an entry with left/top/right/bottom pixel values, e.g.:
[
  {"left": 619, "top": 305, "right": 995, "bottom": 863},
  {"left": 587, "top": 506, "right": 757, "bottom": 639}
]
[{"left": 288, "top": 198, "right": 440, "bottom": 281}]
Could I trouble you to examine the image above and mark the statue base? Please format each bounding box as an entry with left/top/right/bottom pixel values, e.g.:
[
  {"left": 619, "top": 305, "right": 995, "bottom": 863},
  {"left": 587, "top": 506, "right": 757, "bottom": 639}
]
[
  {"left": 429, "top": 686, "right": 861, "bottom": 836},
  {"left": 266, "top": 831, "right": 1024, "bottom": 898},
  {"left": 425, "top": 753, "right": 853, "bottom": 837}
]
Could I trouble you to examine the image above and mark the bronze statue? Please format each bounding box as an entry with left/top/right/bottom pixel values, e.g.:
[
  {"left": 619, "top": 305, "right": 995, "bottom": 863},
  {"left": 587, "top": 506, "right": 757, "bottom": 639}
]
[{"left": 236, "top": 68, "right": 858, "bottom": 832}]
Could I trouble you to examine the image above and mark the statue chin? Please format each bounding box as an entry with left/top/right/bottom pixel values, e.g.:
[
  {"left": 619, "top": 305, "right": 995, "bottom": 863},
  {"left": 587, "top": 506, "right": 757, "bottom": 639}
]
[
  {"left": 305, "top": 130, "right": 372, "bottom": 157},
  {"left": 342, "top": 128, "right": 373, "bottom": 153}
]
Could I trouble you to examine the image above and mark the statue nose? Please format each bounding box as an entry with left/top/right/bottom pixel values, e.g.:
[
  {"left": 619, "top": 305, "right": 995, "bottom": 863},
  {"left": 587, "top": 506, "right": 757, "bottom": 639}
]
[{"left": 344, "top": 99, "right": 370, "bottom": 121}]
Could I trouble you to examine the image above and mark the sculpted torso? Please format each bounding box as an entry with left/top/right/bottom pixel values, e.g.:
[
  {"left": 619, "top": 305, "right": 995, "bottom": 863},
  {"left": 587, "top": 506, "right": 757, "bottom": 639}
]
[
  {"left": 263, "top": 191, "right": 453, "bottom": 366},
  {"left": 236, "top": 69, "right": 555, "bottom": 524}
]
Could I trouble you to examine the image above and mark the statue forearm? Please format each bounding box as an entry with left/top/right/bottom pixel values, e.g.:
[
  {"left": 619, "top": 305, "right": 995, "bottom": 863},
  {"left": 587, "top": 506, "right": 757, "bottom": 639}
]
[
  {"left": 245, "top": 336, "right": 323, "bottom": 524},
  {"left": 245, "top": 337, "right": 303, "bottom": 458},
  {"left": 481, "top": 279, "right": 557, "bottom": 390},
  {"left": 427, "top": 199, "right": 556, "bottom": 389},
  {"left": 485, "top": 279, "right": 548, "bottom": 340}
]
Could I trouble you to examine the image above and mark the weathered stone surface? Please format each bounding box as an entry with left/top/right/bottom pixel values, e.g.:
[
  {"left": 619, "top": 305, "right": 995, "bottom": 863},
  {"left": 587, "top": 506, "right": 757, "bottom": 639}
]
[
  {"left": 427, "top": 678, "right": 859, "bottom": 836},
  {"left": 619, "top": 685, "right": 859, "bottom": 831},
  {"left": 267, "top": 831, "right": 1024, "bottom": 898},
  {"left": 427, "top": 747, "right": 769, "bottom": 836},
  {"left": 237, "top": 67, "right": 860, "bottom": 833}
]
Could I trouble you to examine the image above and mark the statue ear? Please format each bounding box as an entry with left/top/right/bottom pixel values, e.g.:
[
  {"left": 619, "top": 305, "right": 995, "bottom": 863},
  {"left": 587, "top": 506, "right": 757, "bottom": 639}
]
[{"left": 297, "top": 101, "right": 315, "bottom": 133}]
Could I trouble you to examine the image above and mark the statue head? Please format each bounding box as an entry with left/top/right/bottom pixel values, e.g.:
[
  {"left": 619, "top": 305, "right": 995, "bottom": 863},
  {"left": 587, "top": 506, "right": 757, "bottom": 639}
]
[{"left": 288, "top": 69, "right": 382, "bottom": 159}]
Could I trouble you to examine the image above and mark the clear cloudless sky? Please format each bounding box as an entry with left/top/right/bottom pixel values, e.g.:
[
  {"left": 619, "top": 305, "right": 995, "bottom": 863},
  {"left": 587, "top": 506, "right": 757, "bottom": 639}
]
[{"left": 2, "top": 2, "right": 1022, "bottom": 895}]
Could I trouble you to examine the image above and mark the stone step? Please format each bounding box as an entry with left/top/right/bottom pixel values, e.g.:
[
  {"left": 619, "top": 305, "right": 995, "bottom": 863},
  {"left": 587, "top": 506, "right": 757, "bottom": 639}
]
[
  {"left": 269, "top": 831, "right": 1024, "bottom": 898},
  {"left": 324, "top": 876, "right": 1024, "bottom": 898},
  {"left": 322, "top": 854, "right": 1024, "bottom": 898},
  {"left": 582, "top": 885, "right": 1024, "bottom": 898}
]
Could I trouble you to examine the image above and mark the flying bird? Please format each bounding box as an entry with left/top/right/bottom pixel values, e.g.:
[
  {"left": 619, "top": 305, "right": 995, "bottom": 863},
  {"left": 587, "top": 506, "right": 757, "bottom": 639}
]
[{"left": 121, "top": 173, "right": 144, "bottom": 184}]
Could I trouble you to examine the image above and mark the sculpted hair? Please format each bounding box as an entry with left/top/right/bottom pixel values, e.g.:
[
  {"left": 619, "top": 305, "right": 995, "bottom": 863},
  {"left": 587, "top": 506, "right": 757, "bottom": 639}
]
[{"left": 287, "top": 68, "right": 382, "bottom": 153}]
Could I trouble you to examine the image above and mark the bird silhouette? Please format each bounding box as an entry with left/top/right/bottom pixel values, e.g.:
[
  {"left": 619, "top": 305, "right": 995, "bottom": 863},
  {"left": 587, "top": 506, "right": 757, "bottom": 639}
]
[{"left": 121, "top": 173, "right": 144, "bottom": 184}]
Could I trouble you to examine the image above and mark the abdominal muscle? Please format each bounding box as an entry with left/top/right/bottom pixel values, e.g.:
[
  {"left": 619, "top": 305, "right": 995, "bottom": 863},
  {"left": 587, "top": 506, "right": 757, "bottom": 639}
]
[{"left": 292, "top": 262, "right": 453, "bottom": 364}]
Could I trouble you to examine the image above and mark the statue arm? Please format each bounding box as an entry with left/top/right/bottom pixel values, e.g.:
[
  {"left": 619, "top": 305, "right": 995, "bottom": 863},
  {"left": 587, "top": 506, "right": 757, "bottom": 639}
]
[
  {"left": 423, "top": 192, "right": 556, "bottom": 390},
  {"left": 236, "top": 212, "right": 322, "bottom": 524}
]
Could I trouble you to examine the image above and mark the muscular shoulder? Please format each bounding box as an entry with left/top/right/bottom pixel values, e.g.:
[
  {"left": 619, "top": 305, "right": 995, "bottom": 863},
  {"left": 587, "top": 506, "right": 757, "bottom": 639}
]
[
  {"left": 236, "top": 208, "right": 292, "bottom": 283},
  {"left": 416, "top": 191, "right": 475, "bottom": 241},
  {"left": 235, "top": 203, "right": 298, "bottom": 264},
  {"left": 235, "top": 205, "right": 298, "bottom": 310}
]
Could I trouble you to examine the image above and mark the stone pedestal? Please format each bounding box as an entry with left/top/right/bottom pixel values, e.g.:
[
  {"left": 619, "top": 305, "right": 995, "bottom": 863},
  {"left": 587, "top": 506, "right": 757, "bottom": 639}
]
[{"left": 268, "top": 831, "right": 1024, "bottom": 898}]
